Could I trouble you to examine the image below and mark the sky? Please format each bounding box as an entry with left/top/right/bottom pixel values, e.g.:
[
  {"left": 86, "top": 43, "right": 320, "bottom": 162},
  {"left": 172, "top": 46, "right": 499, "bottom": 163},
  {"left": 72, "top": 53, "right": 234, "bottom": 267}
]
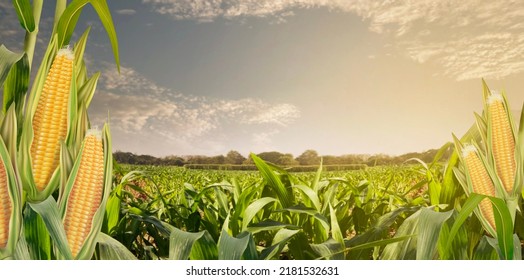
[{"left": 1, "top": 0, "right": 523, "bottom": 157}]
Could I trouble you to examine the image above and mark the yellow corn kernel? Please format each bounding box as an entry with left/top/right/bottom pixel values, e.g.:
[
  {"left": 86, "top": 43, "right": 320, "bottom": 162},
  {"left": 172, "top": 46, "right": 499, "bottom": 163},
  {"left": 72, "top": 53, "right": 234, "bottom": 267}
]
[
  {"left": 31, "top": 48, "right": 74, "bottom": 191},
  {"left": 63, "top": 132, "right": 104, "bottom": 258},
  {"left": 0, "top": 159, "right": 11, "bottom": 248},
  {"left": 462, "top": 145, "right": 496, "bottom": 231},
  {"left": 488, "top": 93, "right": 516, "bottom": 193}
]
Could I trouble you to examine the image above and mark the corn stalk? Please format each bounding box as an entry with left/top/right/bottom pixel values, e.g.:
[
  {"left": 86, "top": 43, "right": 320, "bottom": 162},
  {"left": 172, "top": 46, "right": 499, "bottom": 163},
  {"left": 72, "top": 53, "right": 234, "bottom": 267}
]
[{"left": 0, "top": 0, "right": 133, "bottom": 260}]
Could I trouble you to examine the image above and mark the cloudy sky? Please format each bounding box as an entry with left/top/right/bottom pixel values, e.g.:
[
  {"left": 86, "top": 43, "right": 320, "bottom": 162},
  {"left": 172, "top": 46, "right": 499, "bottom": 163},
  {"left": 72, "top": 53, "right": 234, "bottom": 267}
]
[{"left": 1, "top": 0, "right": 523, "bottom": 157}]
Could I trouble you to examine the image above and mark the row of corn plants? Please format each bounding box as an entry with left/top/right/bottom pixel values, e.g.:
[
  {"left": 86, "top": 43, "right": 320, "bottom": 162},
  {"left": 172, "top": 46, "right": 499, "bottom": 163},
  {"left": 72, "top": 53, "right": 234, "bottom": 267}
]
[
  {"left": 0, "top": 0, "right": 135, "bottom": 259},
  {"left": 105, "top": 162, "right": 429, "bottom": 259}
]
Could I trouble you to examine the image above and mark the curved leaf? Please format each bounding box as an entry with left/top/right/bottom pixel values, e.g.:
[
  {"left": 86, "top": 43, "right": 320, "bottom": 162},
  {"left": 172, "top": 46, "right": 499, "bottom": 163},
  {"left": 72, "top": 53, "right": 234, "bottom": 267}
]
[
  {"left": 97, "top": 233, "right": 137, "bottom": 260},
  {"left": 12, "top": 0, "right": 36, "bottom": 32},
  {"left": 56, "top": 0, "right": 119, "bottom": 70},
  {"left": 242, "top": 197, "right": 276, "bottom": 231}
]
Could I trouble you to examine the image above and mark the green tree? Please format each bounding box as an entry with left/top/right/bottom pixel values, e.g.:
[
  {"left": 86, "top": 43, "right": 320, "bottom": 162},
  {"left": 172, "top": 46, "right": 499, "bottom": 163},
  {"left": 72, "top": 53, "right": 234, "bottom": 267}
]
[
  {"left": 225, "top": 150, "right": 246, "bottom": 164},
  {"left": 296, "top": 150, "right": 320, "bottom": 165}
]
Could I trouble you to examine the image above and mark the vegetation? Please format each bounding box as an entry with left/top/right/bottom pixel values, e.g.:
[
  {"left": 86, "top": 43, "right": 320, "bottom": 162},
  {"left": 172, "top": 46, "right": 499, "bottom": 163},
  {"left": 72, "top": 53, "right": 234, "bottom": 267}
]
[
  {"left": 113, "top": 147, "right": 451, "bottom": 167},
  {"left": 1, "top": 1, "right": 523, "bottom": 261}
]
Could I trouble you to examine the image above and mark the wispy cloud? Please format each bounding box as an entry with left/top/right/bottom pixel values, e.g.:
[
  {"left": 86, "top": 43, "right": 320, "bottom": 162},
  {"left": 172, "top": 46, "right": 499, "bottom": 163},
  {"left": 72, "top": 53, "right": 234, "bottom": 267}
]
[
  {"left": 116, "top": 9, "right": 137, "bottom": 15},
  {"left": 90, "top": 63, "right": 300, "bottom": 155},
  {"left": 141, "top": 0, "right": 524, "bottom": 81}
]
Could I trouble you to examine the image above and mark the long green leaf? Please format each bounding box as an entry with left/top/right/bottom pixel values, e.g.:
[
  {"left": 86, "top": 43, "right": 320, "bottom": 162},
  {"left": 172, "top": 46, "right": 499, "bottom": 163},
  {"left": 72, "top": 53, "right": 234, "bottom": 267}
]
[
  {"left": 28, "top": 197, "right": 73, "bottom": 259},
  {"left": 251, "top": 153, "right": 293, "bottom": 208},
  {"left": 242, "top": 197, "right": 276, "bottom": 231},
  {"left": 12, "top": 0, "right": 36, "bottom": 32},
  {"left": 310, "top": 238, "right": 344, "bottom": 260},
  {"left": 97, "top": 233, "right": 137, "bottom": 260},
  {"left": 3, "top": 52, "right": 29, "bottom": 129},
  {"left": 445, "top": 194, "right": 484, "bottom": 252},
  {"left": 416, "top": 208, "right": 453, "bottom": 260},
  {"left": 260, "top": 229, "right": 300, "bottom": 260},
  {"left": 103, "top": 184, "right": 122, "bottom": 235},
  {"left": 247, "top": 220, "right": 301, "bottom": 234},
  {"left": 217, "top": 230, "right": 250, "bottom": 260},
  {"left": 473, "top": 236, "right": 498, "bottom": 260},
  {"left": 55, "top": 0, "right": 120, "bottom": 70},
  {"left": 329, "top": 203, "right": 345, "bottom": 252},
  {"left": 0, "top": 45, "right": 24, "bottom": 93},
  {"left": 381, "top": 210, "right": 420, "bottom": 260},
  {"left": 22, "top": 205, "right": 51, "bottom": 260},
  {"left": 292, "top": 184, "right": 321, "bottom": 211},
  {"left": 490, "top": 196, "right": 514, "bottom": 260},
  {"left": 168, "top": 227, "right": 206, "bottom": 260}
]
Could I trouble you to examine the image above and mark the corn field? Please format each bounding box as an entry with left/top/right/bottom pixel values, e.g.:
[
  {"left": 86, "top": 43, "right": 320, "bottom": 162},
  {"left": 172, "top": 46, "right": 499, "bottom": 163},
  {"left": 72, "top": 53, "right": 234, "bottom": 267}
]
[{"left": 1, "top": 1, "right": 524, "bottom": 260}]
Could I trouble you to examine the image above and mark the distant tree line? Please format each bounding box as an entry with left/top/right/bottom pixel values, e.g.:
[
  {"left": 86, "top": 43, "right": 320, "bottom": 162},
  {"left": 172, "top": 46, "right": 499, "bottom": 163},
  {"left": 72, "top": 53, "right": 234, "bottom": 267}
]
[{"left": 113, "top": 148, "right": 452, "bottom": 167}]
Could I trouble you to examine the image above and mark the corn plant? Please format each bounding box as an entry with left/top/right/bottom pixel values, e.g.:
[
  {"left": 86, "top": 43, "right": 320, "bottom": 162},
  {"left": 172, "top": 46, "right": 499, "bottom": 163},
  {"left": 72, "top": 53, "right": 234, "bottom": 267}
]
[
  {"left": 0, "top": 0, "right": 134, "bottom": 260},
  {"left": 109, "top": 157, "right": 428, "bottom": 260},
  {"left": 384, "top": 81, "right": 524, "bottom": 260}
]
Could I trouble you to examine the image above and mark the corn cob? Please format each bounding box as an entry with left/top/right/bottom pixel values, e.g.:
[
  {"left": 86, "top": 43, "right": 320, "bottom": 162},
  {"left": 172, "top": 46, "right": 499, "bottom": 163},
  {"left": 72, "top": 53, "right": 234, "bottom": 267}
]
[
  {"left": 63, "top": 131, "right": 104, "bottom": 258},
  {"left": 31, "top": 48, "right": 74, "bottom": 191},
  {"left": 462, "top": 145, "right": 496, "bottom": 231},
  {"left": 488, "top": 93, "right": 516, "bottom": 193},
  {"left": 0, "top": 159, "right": 11, "bottom": 248}
]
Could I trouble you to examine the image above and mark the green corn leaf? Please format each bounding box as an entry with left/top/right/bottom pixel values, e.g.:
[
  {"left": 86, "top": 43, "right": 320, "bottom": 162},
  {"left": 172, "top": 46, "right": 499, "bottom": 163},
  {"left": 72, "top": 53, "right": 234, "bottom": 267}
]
[
  {"left": 56, "top": 0, "right": 120, "bottom": 70},
  {"left": 381, "top": 210, "right": 420, "bottom": 260},
  {"left": 189, "top": 230, "right": 218, "bottom": 260},
  {"left": 217, "top": 230, "right": 251, "bottom": 260},
  {"left": 280, "top": 205, "right": 330, "bottom": 234},
  {"left": 103, "top": 184, "right": 122, "bottom": 235},
  {"left": 247, "top": 220, "right": 300, "bottom": 234},
  {"left": 73, "top": 27, "right": 90, "bottom": 77},
  {"left": 292, "top": 184, "right": 321, "bottom": 211},
  {"left": 490, "top": 196, "right": 514, "bottom": 260},
  {"left": 77, "top": 72, "right": 100, "bottom": 109},
  {"left": 311, "top": 238, "right": 344, "bottom": 260},
  {"left": 437, "top": 211, "right": 469, "bottom": 260},
  {"left": 12, "top": 0, "right": 36, "bottom": 32},
  {"left": 3, "top": 52, "right": 29, "bottom": 127},
  {"left": 260, "top": 228, "right": 300, "bottom": 260},
  {"left": 237, "top": 231, "right": 258, "bottom": 260},
  {"left": 416, "top": 207, "right": 453, "bottom": 260},
  {"left": 473, "top": 236, "right": 498, "bottom": 260},
  {"left": 242, "top": 197, "right": 276, "bottom": 231},
  {"left": 251, "top": 153, "right": 294, "bottom": 208},
  {"left": 445, "top": 194, "right": 484, "bottom": 252},
  {"left": 0, "top": 46, "right": 25, "bottom": 94},
  {"left": 311, "top": 158, "right": 323, "bottom": 193},
  {"left": 0, "top": 135, "right": 22, "bottom": 259},
  {"left": 12, "top": 230, "right": 31, "bottom": 260},
  {"left": 22, "top": 205, "right": 51, "bottom": 260},
  {"left": 329, "top": 203, "right": 345, "bottom": 252},
  {"left": 0, "top": 105, "right": 18, "bottom": 163},
  {"left": 28, "top": 197, "right": 73, "bottom": 260},
  {"left": 97, "top": 233, "right": 137, "bottom": 260},
  {"left": 168, "top": 227, "right": 206, "bottom": 260}
]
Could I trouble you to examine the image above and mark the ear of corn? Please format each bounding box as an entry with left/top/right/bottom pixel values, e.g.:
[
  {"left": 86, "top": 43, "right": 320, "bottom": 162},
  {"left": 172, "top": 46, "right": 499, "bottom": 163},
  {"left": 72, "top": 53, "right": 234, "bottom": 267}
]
[
  {"left": 30, "top": 48, "right": 74, "bottom": 192},
  {"left": 59, "top": 125, "right": 112, "bottom": 259},
  {"left": 487, "top": 93, "right": 516, "bottom": 194},
  {"left": 62, "top": 130, "right": 103, "bottom": 258},
  {"left": 461, "top": 144, "right": 496, "bottom": 233},
  {"left": 0, "top": 159, "right": 11, "bottom": 249},
  {"left": 0, "top": 135, "right": 22, "bottom": 259}
]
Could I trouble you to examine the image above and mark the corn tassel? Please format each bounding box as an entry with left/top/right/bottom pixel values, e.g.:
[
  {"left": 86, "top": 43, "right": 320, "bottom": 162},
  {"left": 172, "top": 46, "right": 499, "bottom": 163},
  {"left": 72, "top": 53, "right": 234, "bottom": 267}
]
[
  {"left": 63, "top": 131, "right": 104, "bottom": 258},
  {"left": 462, "top": 145, "right": 496, "bottom": 231},
  {"left": 0, "top": 159, "right": 10, "bottom": 249},
  {"left": 488, "top": 93, "right": 516, "bottom": 193},
  {"left": 31, "top": 48, "right": 74, "bottom": 191}
]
